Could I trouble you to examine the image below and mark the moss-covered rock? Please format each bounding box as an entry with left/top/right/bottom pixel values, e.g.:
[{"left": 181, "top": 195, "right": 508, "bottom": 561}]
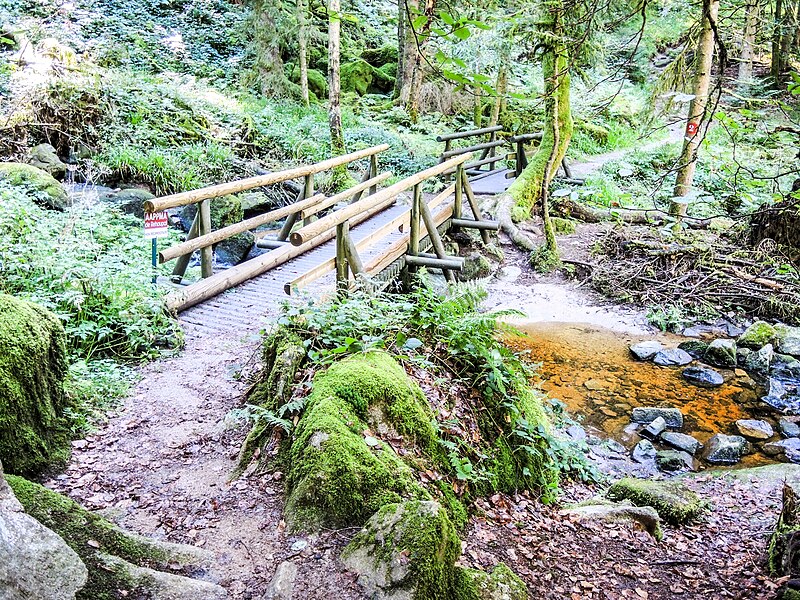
[
  {"left": 454, "top": 563, "right": 528, "bottom": 600},
  {"left": 606, "top": 477, "right": 708, "bottom": 525},
  {"left": 0, "top": 294, "right": 71, "bottom": 476},
  {"left": 0, "top": 162, "right": 69, "bottom": 210},
  {"left": 290, "top": 65, "right": 328, "bottom": 99},
  {"left": 738, "top": 321, "right": 777, "bottom": 349},
  {"left": 361, "top": 45, "right": 398, "bottom": 67},
  {"left": 551, "top": 216, "right": 576, "bottom": 235},
  {"left": 342, "top": 500, "right": 461, "bottom": 599},
  {"left": 460, "top": 253, "right": 492, "bottom": 281},
  {"left": 285, "top": 352, "right": 437, "bottom": 530},
  {"left": 342, "top": 59, "right": 395, "bottom": 96},
  {"left": 6, "top": 475, "right": 224, "bottom": 600},
  {"left": 28, "top": 143, "right": 67, "bottom": 180}
]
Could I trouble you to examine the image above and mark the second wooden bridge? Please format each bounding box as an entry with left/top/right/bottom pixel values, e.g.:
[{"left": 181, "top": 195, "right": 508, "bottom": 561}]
[{"left": 146, "top": 139, "right": 504, "bottom": 335}]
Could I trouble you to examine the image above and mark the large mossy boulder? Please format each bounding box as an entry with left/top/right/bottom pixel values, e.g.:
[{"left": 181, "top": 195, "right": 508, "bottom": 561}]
[
  {"left": 28, "top": 143, "right": 67, "bottom": 180},
  {"left": 5, "top": 476, "right": 226, "bottom": 600},
  {"left": 0, "top": 294, "right": 71, "bottom": 476},
  {"left": 285, "top": 351, "right": 437, "bottom": 530},
  {"left": 361, "top": 45, "right": 398, "bottom": 67},
  {"left": 289, "top": 65, "right": 328, "bottom": 99},
  {"left": 0, "top": 162, "right": 69, "bottom": 210},
  {"left": 341, "top": 59, "right": 395, "bottom": 96},
  {"left": 1, "top": 460, "right": 88, "bottom": 599},
  {"left": 606, "top": 477, "right": 708, "bottom": 525}
]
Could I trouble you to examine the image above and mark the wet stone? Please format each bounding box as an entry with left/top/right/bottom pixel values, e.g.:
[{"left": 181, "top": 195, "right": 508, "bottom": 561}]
[
  {"left": 735, "top": 419, "right": 774, "bottom": 441},
  {"left": 632, "top": 440, "right": 657, "bottom": 464},
  {"left": 630, "top": 341, "right": 663, "bottom": 361},
  {"left": 656, "top": 450, "right": 695, "bottom": 472},
  {"left": 631, "top": 407, "right": 683, "bottom": 429},
  {"left": 566, "top": 424, "right": 587, "bottom": 442},
  {"left": 780, "top": 418, "right": 800, "bottom": 439},
  {"left": 763, "top": 438, "right": 800, "bottom": 463},
  {"left": 762, "top": 378, "right": 800, "bottom": 415},
  {"left": 677, "top": 340, "right": 709, "bottom": 359},
  {"left": 661, "top": 431, "right": 702, "bottom": 456},
  {"left": 653, "top": 348, "right": 693, "bottom": 367},
  {"left": 641, "top": 417, "right": 667, "bottom": 441},
  {"left": 704, "top": 339, "right": 738, "bottom": 368},
  {"left": 774, "top": 354, "right": 800, "bottom": 379},
  {"left": 703, "top": 434, "right": 749, "bottom": 465},
  {"left": 682, "top": 366, "right": 724, "bottom": 388},
  {"left": 776, "top": 325, "right": 800, "bottom": 358}
]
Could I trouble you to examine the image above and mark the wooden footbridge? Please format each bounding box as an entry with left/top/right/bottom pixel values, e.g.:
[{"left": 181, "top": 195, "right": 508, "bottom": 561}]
[{"left": 145, "top": 128, "right": 529, "bottom": 334}]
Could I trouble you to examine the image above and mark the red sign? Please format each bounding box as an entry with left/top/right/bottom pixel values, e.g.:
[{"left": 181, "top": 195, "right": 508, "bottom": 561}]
[
  {"left": 686, "top": 121, "right": 699, "bottom": 137},
  {"left": 144, "top": 212, "right": 169, "bottom": 239}
]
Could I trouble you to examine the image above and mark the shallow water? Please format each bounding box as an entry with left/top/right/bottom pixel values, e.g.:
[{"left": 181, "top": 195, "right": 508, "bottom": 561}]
[{"left": 506, "top": 321, "right": 772, "bottom": 467}]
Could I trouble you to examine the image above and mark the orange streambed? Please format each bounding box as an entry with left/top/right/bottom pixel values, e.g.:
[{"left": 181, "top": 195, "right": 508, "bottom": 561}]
[{"left": 505, "top": 322, "right": 772, "bottom": 466}]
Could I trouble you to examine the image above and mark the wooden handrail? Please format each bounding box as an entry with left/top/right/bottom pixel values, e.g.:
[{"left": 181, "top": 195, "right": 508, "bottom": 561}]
[
  {"left": 436, "top": 125, "right": 502, "bottom": 142},
  {"left": 440, "top": 139, "right": 505, "bottom": 160},
  {"left": 144, "top": 144, "right": 390, "bottom": 213},
  {"left": 158, "top": 193, "right": 326, "bottom": 263},
  {"left": 297, "top": 171, "right": 392, "bottom": 220},
  {"left": 289, "top": 153, "right": 471, "bottom": 247}
]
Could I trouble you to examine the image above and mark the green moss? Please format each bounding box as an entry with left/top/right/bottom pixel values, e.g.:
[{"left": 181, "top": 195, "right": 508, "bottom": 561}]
[
  {"left": 436, "top": 480, "right": 468, "bottom": 531},
  {"left": 6, "top": 475, "right": 171, "bottom": 599},
  {"left": 738, "top": 321, "right": 777, "bottom": 348},
  {"left": 248, "top": 328, "right": 306, "bottom": 412},
  {"left": 606, "top": 477, "right": 708, "bottom": 525},
  {"left": 454, "top": 563, "right": 528, "bottom": 600},
  {"left": 0, "top": 294, "right": 71, "bottom": 476},
  {"left": 341, "top": 59, "right": 394, "bottom": 96},
  {"left": 551, "top": 216, "right": 576, "bottom": 234},
  {"left": 290, "top": 66, "right": 328, "bottom": 98},
  {"left": 361, "top": 45, "right": 398, "bottom": 67},
  {"left": 378, "top": 62, "right": 397, "bottom": 81},
  {"left": 0, "top": 162, "right": 68, "bottom": 210},
  {"left": 342, "top": 500, "right": 461, "bottom": 600}
]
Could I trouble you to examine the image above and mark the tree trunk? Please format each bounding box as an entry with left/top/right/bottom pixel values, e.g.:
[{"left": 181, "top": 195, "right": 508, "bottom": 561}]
[
  {"left": 738, "top": 0, "right": 758, "bottom": 83},
  {"left": 297, "top": 0, "right": 310, "bottom": 106},
  {"left": 489, "top": 65, "right": 508, "bottom": 127},
  {"left": 250, "top": 0, "right": 290, "bottom": 97},
  {"left": 404, "top": 0, "right": 436, "bottom": 123},
  {"left": 673, "top": 0, "right": 719, "bottom": 198},
  {"left": 396, "top": 0, "right": 417, "bottom": 103},
  {"left": 473, "top": 85, "right": 483, "bottom": 128},
  {"left": 328, "top": 0, "right": 345, "bottom": 161},
  {"left": 495, "top": 1, "right": 572, "bottom": 267},
  {"left": 771, "top": 0, "right": 793, "bottom": 82}
]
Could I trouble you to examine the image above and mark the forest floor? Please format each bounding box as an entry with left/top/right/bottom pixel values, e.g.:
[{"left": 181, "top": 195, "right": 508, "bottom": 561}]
[{"left": 42, "top": 140, "right": 791, "bottom": 600}]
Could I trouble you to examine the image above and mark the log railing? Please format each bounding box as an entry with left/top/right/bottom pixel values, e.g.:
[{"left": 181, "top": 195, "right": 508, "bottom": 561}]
[
  {"left": 437, "top": 125, "right": 505, "bottom": 179},
  {"left": 285, "top": 152, "right": 499, "bottom": 295},
  {"left": 147, "top": 144, "right": 389, "bottom": 284},
  {"left": 505, "top": 132, "right": 573, "bottom": 180}
]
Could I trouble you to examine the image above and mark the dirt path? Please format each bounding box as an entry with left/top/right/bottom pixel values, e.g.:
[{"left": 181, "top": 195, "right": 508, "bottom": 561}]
[{"left": 46, "top": 328, "right": 363, "bottom": 599}]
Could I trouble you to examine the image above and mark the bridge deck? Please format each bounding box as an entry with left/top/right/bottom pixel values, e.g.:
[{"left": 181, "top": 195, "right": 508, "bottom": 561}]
[{"left": 179, "top": 198, "right": 415, "bottom": 335}]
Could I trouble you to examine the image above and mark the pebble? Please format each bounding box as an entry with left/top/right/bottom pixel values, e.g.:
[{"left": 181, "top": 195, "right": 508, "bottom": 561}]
[
  {"left": 641, "top": 417, "right": 667, "bottom": 441},
  {"left": 661, "top": 431, "right": 702, "bottom": 456},
  {"left": 630, "top": 341, "right": 663, "bottom": 361},
  {"left": 656, "top": 450, "right": 695, "bottom": 472},
  {"left": 682, "top": 366, "right": 724, "bottom": 388},
  {"left": 632, "top": 440, "right": 657, "bottom": 463},
  {"left": 703, "top": 434, "right": 749, "bottom": 465},
  {"left": 780, "top": 418, "right": 800, "bottom": 439}
]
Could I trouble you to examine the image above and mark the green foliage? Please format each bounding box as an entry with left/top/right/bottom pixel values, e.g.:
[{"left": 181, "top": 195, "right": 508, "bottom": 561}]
[
  {"left": 0, "top": 182, "right": 181, "bottom": 361},
  {"left": 64, "top": 359, "right": 135, "bottom": 436}
]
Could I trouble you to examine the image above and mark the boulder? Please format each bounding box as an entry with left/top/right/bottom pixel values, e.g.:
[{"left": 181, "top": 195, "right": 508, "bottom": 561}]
[
  {"left": 774, "top": 354, "right": 800, "bottom": 379},
  {"left": 704, "top": 339, "right": 737, "bottom": 368},
  {"left": 632, "top": 440, "right": 657, "bottom": 463},
  {"left": 656, "top": 449, "right": 695, "bottom": 472},
  {"left": 661, "top": 431, "right": 702, "bottom": 455},
  {"left": 264, "top": 561, "right": 297, "bottom": 600},
  {"left": 764, "top": 439, "right": 800, "bottom": 463},
  {"left": 763, "top": 377, "right": 800, "bottom": 415},
  {"left": 606, "top": 477, "right": 708, "bottom": 524},
  {"left": 653, "top": 348, "right": 693, "bottom": 367},
  {"left": 768, "top": 481, "right": 800, "bottom": 578},
  {"left": 781, "top": 418, "right": 800, "bottom": 439},
  {"left": 456, "top": 564, "right": 528, "bottom": 600},
  {"left": 631, "top": 407, "right": 683, "bottom": 429},
  {"left": 112, "top": 188, "right": 154, "bottom": 219},
  {"left": 682, "top": 366, "right": 724, "bottom": 388},
  {"left": 677, "top": 340, "right": 708, "bottom": 359},
  {"left": 743, "top": 344, "right": 773, "bottom": 378},
  {"left": 28, "top": 143, "right": 67, "bottom": 180},
  {"left": 776, "top": 325, "right": 800, "bottom": 358},
  {"left": 460, "top": 253, "right": 492, "bottom": 281},
  {"left": 0, "top": 460, "right": 88, "bottom": 599},
  {"left": 341, "top": 500, "right": 461, "bottom": 599},
  {"left": 739, "top": 321, "right": 778, "bottom": 348},
  {"left": 0, "top": 162, "right": 69, "bottom": 210},
  {"left": 641, "top": 416, "right": 666, "bottom": 440},
  {"left": 630, "top": 341, "right": 663, "bottom": 361},
  {"left": 702, "top": 434, "right": 749, "bottom": 465},
  {"left": 562, "top": 499, "right": 662, "bottom": 540},
  {"left": 0, "top": 295, "right": 71, "bottom": 475},
  {"left": 735, "top": 419, "right": 774, "bottom": 440}
]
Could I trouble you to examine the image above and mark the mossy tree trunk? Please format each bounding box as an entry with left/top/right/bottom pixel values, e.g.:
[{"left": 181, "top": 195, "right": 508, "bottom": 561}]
[
  {"left": 250, "top": 0, "right": 291, "bottom": 97},
  {"left": 297, "top": 0, "right": 310, "bottom": 106},
  {"left": 395, "top": 0, "right": 411, "bottom": 100},
  {"left": 404, "top": 0, "right": 437, "bottom": 123},
  {"left": 771, "top": 0, "right": 799, "bottom": 83},
  {"left": 489, "top": 65, "right": 508, "bottom": 127},
  {"left": 328, "top": 0, "right": 347, "bottom": 178},
  {"left": 673, "top": 0, "right": 718, "bottom": 198},
  {"left": 500, "top": 1, "right": 572, "bottom": 266},
  {"left": 738, "top": 0, "right": 759, "bottom": 84}
]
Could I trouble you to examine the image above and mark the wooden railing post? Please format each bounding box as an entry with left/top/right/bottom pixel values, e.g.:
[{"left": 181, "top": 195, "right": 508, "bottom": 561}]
[
  {"left": 408, "top": 183, "right": 421, "bottom": 279},
  {"left": 454, "top": 166, "right": 464, "bottom": 221},
  {"left": 198, "top": 199, "right": 213, "bottom": 278},
  {"left": 301, "top": 174, "right": 314, "bottom": 226},
  {"left": 369, "top": 155, "right": 378, "bottom": 194},
  {"left": 335, "top": 222, "right": 349, "bottom": 295},
  {"left": 462, "top": 176, "right": 490, "bottom": 244},
  {"left": 171, "top": 212, "right": 199, "bottom": 283},
  {"left": 488, "top": 130, "right": 497, "bottom": 171}
]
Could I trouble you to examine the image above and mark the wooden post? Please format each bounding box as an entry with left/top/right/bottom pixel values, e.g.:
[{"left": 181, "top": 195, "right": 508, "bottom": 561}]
[
  {"left": 454, "top": 167, "right": 464, "bottom": 221},
  {"left": 345, "top": 230, "right": 364, "bottom": 275},
  {"left": 408, "top": 183, "right": 421, "bottom": 278},
  {"left": 198, "top": 199, "right": 213, "bottom": 278},
  {"left": 369, "top": 155, "right": 378, "bottom": 194},
  {"left": 488, "top": 130, "right": 497, "bottom": 171},
  {"left": 277, "top": 187, "right": 305, "bottom": 241},
  {"left": 171, "top": 212, "right": 199, "bottom": 282},
  {"left": 335, "top": 221, "right": 349, "bottom": 294},
  {"left": 462, "top": 177, "right": 490, "bottom": 244},
  {"left": 301, "top": 174, "right": 314, "bottom": 226},
  {"left": 418, "top": 191, "right": 455, "bottom": 283}
]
